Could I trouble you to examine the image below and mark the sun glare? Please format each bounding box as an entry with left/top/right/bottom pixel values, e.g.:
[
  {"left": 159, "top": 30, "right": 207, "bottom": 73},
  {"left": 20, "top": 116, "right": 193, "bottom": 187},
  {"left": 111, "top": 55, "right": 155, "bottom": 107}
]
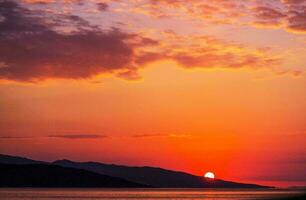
[{"left": 204, "top": 172, "right": 215, "bottom": 179}]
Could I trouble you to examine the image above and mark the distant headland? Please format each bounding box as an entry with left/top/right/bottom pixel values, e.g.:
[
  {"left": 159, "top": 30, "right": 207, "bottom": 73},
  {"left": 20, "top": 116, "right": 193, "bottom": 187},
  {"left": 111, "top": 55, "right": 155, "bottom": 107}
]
[{"left": 0, "top": 154, "right": 270, "bottom": 188}]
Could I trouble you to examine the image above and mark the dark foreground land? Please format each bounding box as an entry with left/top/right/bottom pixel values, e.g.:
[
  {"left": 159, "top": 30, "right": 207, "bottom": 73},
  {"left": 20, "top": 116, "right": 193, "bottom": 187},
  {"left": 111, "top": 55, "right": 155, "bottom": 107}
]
[
  {"left": 0, "top": 164, "right": 146, "bottom": 187},
  {"left": 0, "top": 154, "right": 269, "bottom": 188}
]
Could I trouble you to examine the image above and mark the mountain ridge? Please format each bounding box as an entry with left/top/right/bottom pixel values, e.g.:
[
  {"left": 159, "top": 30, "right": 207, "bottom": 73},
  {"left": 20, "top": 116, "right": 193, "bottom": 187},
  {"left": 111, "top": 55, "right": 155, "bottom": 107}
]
[
  {"left": 0, "top": 154, "right": 271, "bottom": 188},
  {"left": 0, "top": 163, "right": 147, "bottom": 187},
  {"left": 0, "top": 154, "right": 46, "bottom": 165},
  {"left": 53, "top": 159, "right": 268, "bottom": 188}
]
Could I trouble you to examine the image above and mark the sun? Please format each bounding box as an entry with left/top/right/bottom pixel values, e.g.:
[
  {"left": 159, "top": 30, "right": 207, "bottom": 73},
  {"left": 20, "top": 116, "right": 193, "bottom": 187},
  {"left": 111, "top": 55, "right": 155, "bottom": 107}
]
[{"left": 204, "top": 172, "right": 215, "bottom": 179}]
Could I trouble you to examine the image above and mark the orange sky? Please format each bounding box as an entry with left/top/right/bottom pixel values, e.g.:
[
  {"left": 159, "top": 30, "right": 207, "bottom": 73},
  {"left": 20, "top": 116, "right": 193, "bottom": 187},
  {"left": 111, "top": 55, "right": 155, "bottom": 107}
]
[{"left": 0, "top": 0, "right": 305, "bottom": 187}]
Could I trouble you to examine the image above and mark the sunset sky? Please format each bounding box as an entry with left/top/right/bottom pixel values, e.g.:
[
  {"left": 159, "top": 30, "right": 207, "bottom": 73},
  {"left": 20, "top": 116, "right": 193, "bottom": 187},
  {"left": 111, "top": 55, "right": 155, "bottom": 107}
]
[{"left": 0, "top": 0, "right": 305, "bottom": 187}]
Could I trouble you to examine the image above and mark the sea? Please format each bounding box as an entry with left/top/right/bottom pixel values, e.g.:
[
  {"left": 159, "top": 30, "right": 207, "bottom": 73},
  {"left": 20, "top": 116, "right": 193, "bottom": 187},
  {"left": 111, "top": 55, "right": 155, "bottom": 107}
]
[{"left": 0, "top": 188, "right": 304, "bottom": 200}]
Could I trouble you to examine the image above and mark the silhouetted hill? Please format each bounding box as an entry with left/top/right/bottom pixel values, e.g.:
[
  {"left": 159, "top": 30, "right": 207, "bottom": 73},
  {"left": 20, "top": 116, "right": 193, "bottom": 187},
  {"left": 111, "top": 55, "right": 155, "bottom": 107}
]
[
  {"left": 0, "top": 154, "right": 45, "bottom": 165},
  {"left": 0, "top": 154, "right": 269, "bottom": 188},
  {"left": 53, "top": 159, "right": 268, "bottom": 188},
  {"left": 0, "top": 163, "right": 147, "bottom": 188}
]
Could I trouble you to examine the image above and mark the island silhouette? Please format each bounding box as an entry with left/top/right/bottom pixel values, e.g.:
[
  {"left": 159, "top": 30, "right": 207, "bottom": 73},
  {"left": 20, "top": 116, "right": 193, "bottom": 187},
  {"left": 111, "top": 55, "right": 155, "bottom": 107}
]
[{"left": 0, "top": 154, "right": 270, "bottom": 188}]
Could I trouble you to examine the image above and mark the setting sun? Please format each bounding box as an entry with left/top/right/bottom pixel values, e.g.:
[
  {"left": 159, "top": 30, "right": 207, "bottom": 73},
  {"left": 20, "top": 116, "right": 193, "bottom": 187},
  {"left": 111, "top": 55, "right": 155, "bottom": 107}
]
[{"left": 204, "top": 172, "right": 215, "bottom": 179}]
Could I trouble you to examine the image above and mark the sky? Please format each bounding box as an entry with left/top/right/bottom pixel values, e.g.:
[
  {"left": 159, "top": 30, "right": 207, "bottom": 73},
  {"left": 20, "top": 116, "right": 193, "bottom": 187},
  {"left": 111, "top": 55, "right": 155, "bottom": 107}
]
[{"left": 0, "top": 0, "right": 305, "bottom": 187}]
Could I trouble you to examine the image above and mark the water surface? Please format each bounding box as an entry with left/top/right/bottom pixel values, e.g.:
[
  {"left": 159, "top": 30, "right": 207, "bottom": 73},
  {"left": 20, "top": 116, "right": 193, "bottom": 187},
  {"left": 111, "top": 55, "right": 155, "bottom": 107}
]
[{"left": 0, "top": 188, "right": 304, "bottom": 200}]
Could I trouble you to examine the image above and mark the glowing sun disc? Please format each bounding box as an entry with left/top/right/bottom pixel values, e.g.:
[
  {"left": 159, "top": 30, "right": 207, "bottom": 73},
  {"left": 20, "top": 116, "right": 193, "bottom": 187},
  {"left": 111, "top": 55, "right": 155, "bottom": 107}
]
[{"left": 204, "top": 172, "right": 215, "bottom": 179}]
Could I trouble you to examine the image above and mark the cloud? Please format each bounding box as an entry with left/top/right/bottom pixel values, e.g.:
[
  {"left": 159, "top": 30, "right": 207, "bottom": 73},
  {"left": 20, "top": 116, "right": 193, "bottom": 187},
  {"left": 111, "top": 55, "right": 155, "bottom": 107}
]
[
  {"left": 274, "top": 69, "right": 304, "bottom": 77},
  {"left": 17, "top": 0, "right": 306, "bottom": 34},
  {"left": 0, "top": 0, "right": 157, "bottom": 82},
  {"left": 238, "top": 1, "right": 306, "bottom": 33},
  {"left": 251, "top": 2, "right": 306, "bottom": 33},
  {"left": 135, "top": 33, "right": 282, "bottom": 72},
  {"left": 48, "top": 134, "right": 108, "bottom": 139},
  {"left": 96, "top": 2, "right": 108, "bottom": 12},
  {"left": 0, "top": 0, "right": 301, "bottom": 83},
  {"left": 132, "top": 134, "right": 167, "bottom": 138},
  {"left": 0, "top": 135, "right": 33, "bottom": 139},
  {"left": 254, "top": 7, "right": 285, "bottom": 20},
  {"left": 126, "top": 0, "right": 246, "bottom": 24},
  {"left": 286, "top": 10, "right": 306, "bottom": 33},
  {"left": 21, "top": 0, "right": 84, "bottom": 4},
  {"left": 282, "top": 0, "right": 304, "bottom": 3},
  {"left": 253, "top": 6, "right": 285, "bottom": 27},
  {"left": 132, "top": 133, "right": 191, "bottom": 138},
  {"left": 125, "top": 0, "right": 306, "bottom": 34}
]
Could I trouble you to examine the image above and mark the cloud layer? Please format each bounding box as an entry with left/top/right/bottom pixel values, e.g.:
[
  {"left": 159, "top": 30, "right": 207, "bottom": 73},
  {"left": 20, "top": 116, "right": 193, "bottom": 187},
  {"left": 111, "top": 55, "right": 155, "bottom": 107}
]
[
  {"left": 0, "top": 0, "right": 304, "bottom": 82},
  {"left": 128, "top": 0, "right": 306, "bottom": 33}
]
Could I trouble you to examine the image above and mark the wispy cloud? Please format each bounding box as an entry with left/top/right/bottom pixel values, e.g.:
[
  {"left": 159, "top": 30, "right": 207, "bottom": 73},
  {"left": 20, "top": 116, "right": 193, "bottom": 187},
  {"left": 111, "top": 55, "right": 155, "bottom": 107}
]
[
  {"left": 0, "top": 136, "right": 34, "bottom": 139},
  {"left": 132, "top": 133, "right": 192, "bottom": 138},
  {"left": 48, "top": 134, "right": 108, "bottom": 139}
]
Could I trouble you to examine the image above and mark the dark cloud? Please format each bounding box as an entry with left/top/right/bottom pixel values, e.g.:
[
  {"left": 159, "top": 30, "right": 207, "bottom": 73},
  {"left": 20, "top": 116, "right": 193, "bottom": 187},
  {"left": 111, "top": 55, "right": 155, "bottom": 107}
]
[
  {"left": 253, "top": 6, "right": 285, "bottom": 27},
  {"left": 254, "top": 7, "right": 285, "bottom": 20},
  {"left": 287, "top": 9, "right": 306, "bottom": 33},
  {"left": 132, "top": 133, "right": 191, "bottom": 138},
  {"left": 0, "top": 0, "right": 156, "bottom": 82},
  {"left": 48, "top": 134, "right": 107, "bottom": 139},
  {"left": 132, "top": 134, "right": 167, "bottom": 138},
  {"left": 0, "top": 135, "right": 33, "bottom": 139},
  {"left": 252, "top": 1, "right": 306, "bottom": 33},
  {"left": 96, "top": 2, "right": 108, "bottom": 11}
]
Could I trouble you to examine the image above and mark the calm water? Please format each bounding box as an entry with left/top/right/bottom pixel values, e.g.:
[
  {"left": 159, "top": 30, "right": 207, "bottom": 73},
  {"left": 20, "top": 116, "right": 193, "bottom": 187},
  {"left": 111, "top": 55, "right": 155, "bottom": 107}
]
[{"left": 0, "top": 188, "right": 304, "bottom": 200}]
